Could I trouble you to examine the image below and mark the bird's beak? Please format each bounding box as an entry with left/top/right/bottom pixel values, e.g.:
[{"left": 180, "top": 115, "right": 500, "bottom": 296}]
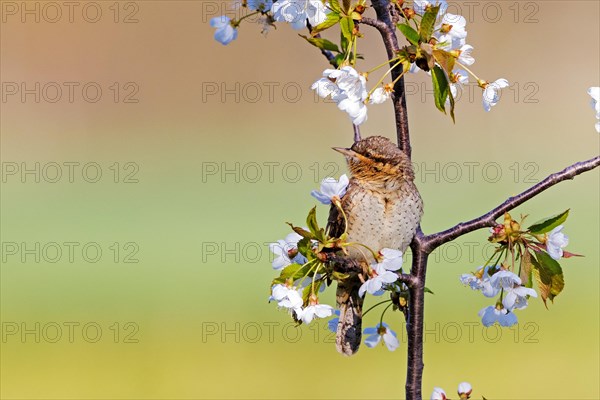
[{"left": 332, "top": 147, "right": 356, "bottom": 158}]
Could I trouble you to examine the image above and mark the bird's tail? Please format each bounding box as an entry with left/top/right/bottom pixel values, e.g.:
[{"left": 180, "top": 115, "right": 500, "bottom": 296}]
[{"left": 335, "top": 279, "right": 364, "bottom": 356}]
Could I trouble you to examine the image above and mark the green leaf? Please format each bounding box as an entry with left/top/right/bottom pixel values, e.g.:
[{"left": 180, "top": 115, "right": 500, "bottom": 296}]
[
  {"left": 299, "top": 35, "right": 341, "bottom": 53},
  {"left": 312, "top": 12, "right": 341, "bottom": 35},
  {"left": 275, "top": 263, "right": 304, "bottom": 283},
  {"left": 431, "top": 65, "right": 449, "bottom": 114},
  {"left": 340, "top": 16, "right": 355, "bottom": 43},
  {"left": 341, "top": 0, "right": 352, "bottom": 13},
  {"left": 519, "top": 250, "right": 534, "bottom": 288},
  {"left": 286, "top": 223, "right": 314, "bottom": 240},
  {"left": 297, "top": 237, "right": 314, "bottom": 260},
  {"left": 532, "top": 250, "right": 565, "bottom": 307},
  {"left": 340, "top": 30, "right": 349, "bottom": 51},
  {"left": 419, "top": 5, "right": 440, "bottom": 41},
  {"left": 306, "top": 207, "right": 326, "bottom": 242},
  {"left": 424, "top": 287, "right": 435, "bottom": 295},
  {"left": 527, "top": 209, "right": 570, "bottom": 235},
  {"left": 397, "top": 23, "right": 420, "bottom": 46},
  {"left": 329, "top": 0, "right": 342, "bottom": 14},
  {"left": 432, "top": 49, "right": 455, "bottom": 75},
  {"left": 331, "top": 270, "right": 350, "bottom": 280}
]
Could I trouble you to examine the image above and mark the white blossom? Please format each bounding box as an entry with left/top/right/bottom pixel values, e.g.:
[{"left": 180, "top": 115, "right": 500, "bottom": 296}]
[
  {"left": 449, "top": 69, "right": 469, "bottom": 99},
  {"left": 430, "top": 387, "right": 447, "bottom": 400},
  {"left": 269, "top": 231, "right": 307, "bottom": 270},
  {"left": 359, "top": 252, "right": 403, "bottom": 297},
  {"left": 457, "top": 382, "right": 472, "bottom": 398},
  {"left": 457, "top": 44, "right": 475, "bottom": 65},
  {"left": 378, "top": 248, "right": 404, "bottom": 271},
  {"left": 269, "top": 284, "right": 303, "bottom": 314},
  {"left": 298, "top": 303, "right": 334, "bottom": 324},
  {"left": 546, "top": 225, "right": 569, "bottom": 260},
  {"left": 311, "top": 174, "right": 349, "bottom": 205},
  {"left": 369, "top": 87, "right": 392, "bottom": 104},
  {"left": 482, "top": 78, "right": 509, "bottom": 111},
  {"left": 489, "top": 269, "right": 521, "bottom": 289},
  {"left": 478, "top": 305, "right": 518, "bottom": 327},
  {"left": 364, "top": 323, "right": 400, "bottom": 351},
  {"left": 210, "top": 16, "right": 238, "bottom": 45},
  {"left": 460, "top": 265, "right": 500, "bottom": 298},
  {"left": 503, "top": 285, "right": 537, "bottom": 311},
  {"left": 414, "top": 0, "right": 448, "bottom": 16},
  {"left": 436, "top": 13, "right": 467, "bottom": 50},
  {"left": 272, "top": 0, "right": 328, "bottom": 30},
  {"left": 247, "top": 0, "right": 273, "bottom": 12},
  {"left": 312, "top": 66, "right": 369, "bottom": 125}
]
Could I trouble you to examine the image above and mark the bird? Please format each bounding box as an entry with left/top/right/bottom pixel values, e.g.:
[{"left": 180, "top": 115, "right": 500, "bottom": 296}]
[{"left": 327, "top": 135, "right": 423, "bottom": 355}]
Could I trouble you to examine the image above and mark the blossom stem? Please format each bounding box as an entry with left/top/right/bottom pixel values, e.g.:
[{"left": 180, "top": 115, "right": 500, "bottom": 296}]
[
  {"left": 367, "top": 60, "right": 403, "bottom": 99},
  {"left": 455, "top": 61, "right": 482, "bottom": 85},
  {"left": 379, "top": 302, "right": 394, "bottom": 326},
  {"left": 367, "top": 57, "right": 401, "bottom": 74},
  {"left": 362, "top": 299, "right": 392, "bottom": 317},
  {"left": 335, "top": 201, "right": 349, "bottom": 235},
  {"left": 233, "top": 11, "right": 260, "bottom": 26}
]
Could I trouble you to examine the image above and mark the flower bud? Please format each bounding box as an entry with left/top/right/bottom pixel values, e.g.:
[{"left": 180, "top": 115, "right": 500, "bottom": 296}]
[
  {"left": 440, "top": 23, "right": 452, "bottom": 34},
  {"left": 403, "top": 7, "right": 416, "bottom": 19},
  {"left": 457, "top": 382, "right": 472, "bottom": 399},
  {"left": 431, "top": 387, "right": 447, "bottom": 400}
]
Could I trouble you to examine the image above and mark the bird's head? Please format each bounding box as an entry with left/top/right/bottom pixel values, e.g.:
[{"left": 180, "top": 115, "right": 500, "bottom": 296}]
[{"left": 333, "top": 136, "right": 414, "bottom": 184}]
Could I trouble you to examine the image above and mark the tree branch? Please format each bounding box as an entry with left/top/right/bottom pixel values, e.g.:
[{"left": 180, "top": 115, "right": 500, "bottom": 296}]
[
  {"left": 402, "top": 154, "right": 600, "bottom": 400},
  {"left": 365, "top": 0, "right": 412, "bottom": 159},
  {"left": 422, "top": 155, "right": 600, "bottom": 253}
]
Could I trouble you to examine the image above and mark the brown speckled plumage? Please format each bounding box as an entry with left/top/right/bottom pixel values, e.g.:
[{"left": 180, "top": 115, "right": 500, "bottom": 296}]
[{"left": 328, "top": 136, "right": 423, "bottom": 355}]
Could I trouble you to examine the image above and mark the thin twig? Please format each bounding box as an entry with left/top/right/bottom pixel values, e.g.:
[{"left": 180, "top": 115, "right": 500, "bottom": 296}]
[
  {"left": 353, "top": 124, "right": 362, "bottom": 142},
  {"left": 422, "top": 155, "right": 600, "bottom": 253}
]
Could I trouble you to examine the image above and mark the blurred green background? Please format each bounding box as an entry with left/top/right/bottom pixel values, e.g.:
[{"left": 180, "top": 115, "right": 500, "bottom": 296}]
[{"left": 1, "top": 1, "right": 598, "bottom": 399}]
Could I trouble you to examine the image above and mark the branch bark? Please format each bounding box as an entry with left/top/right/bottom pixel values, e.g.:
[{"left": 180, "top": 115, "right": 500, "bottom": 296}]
[{"left": 363, "top": 0, "right": 411, "bottom": 158}]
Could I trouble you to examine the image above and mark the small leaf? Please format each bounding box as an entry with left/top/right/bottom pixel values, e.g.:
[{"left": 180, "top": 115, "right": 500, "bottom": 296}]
[
  {"left": 297, "top": 237, "right": 314, "bottom": 260},
  {"left": 535, "top": 250, "right": 563, "bottom": 276},
  {"left": 562, "top": 250, "right": 584, "bottom": 258},
  {"left": 424, "top": 287, "right": 435, "bottom": 295},
  {"left": 340, "top": 30, "right": 349, "bottom": 51},
  {"left": 329, "top": 0, "right": 342, "bottom": 14},
  {"left": 419, "top": 5, "right": 440, "bottom": 41},
  {"left": 277, "top": 263, "right": 304, "bottom": 282},
  {"left": 519, "top": 250, "right": 534, "bottom": 288},
  {"left": 432, "top": 49, "right": 456, "bottom": 75},
  {"left": 397, "top": 23, "right": 420, "bottom": 46},
  {"left": 306, "top": 207, "right": 326, "bottom": 242},
  {"left": 342, "top": 0, "right": 352, "bottom": 13},
  {"left": 431, "top": 65, "right": 449, "bottom": 114},
  {"left": 299, "top": 35, "right": 341, "bottom": 52},
  {"left": 286, "top": 223, "right": 314, "bottom": 240},
  {"left": 532, "top": 250, "right": 565, "bottom": 307},
  {"left": 527, "top": 209, "right": 569, "bottom": 234},
  {"left": 331, "top": 270, "right": 350, "bottom": 280},
  {"left": 340, "top": 16, "right": 355, "bottom": 43},
  {"left": 312, "top": 12, "right": 341, "bottom": 35}
]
